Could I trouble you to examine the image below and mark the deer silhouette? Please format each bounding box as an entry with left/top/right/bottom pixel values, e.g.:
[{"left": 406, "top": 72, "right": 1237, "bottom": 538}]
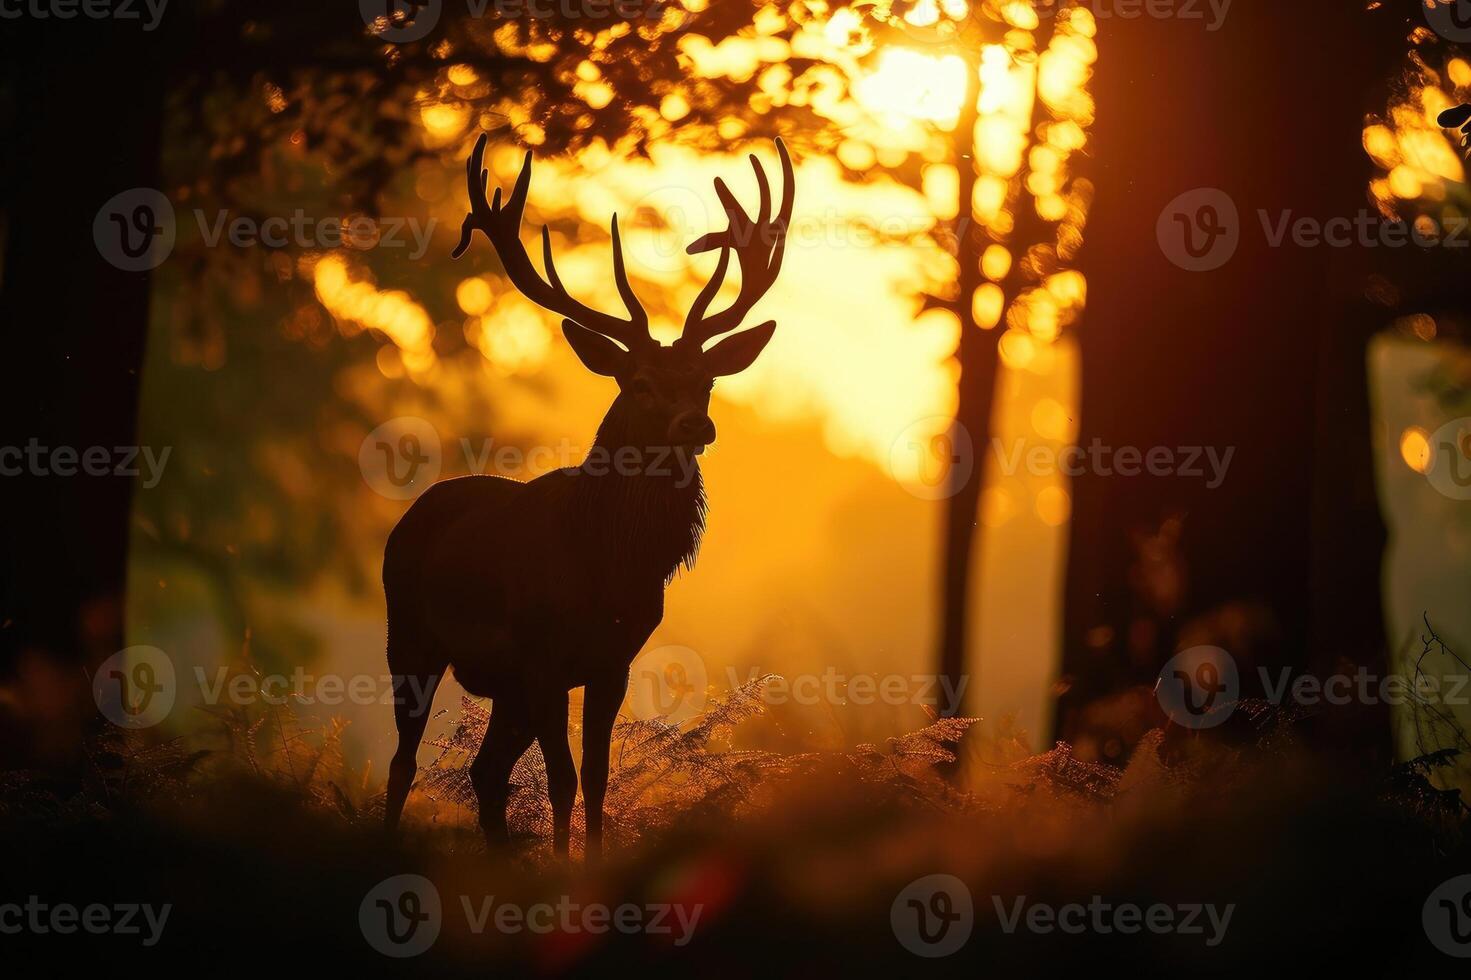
[{"left": 382, "top": 133, "right": 793, "bottom": 859}]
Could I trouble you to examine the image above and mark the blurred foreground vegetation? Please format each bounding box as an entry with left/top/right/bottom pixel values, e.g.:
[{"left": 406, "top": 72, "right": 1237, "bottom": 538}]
[{"left": 2, "top": 677, "right": 1467, "bottom": 972}]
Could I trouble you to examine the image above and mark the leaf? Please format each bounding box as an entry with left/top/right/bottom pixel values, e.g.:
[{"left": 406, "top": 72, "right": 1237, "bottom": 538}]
[{"left": 330, "top": 782, "right": 356, "bottom": 819}]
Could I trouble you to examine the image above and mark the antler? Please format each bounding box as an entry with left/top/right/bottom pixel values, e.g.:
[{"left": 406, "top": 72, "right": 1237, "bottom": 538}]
[
  {"left": 676, "top": 138, "right": 794, "bottom": 351},
  {"left": 452, "top": 133, "right": 653, "bottom": 351}
]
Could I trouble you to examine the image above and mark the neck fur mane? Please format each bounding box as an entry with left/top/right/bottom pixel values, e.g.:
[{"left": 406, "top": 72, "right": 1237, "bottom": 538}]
[{"left": 575, "top": 396, "right": 708, "bottom": 583}]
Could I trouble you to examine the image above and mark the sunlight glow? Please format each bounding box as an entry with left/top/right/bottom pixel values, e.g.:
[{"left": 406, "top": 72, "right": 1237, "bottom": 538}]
[
  {"left": 823, "top": 7, "right": 866, "bottom": 48},
  {"left": 456, "top": 277, "right": 493, "bottom": 316},
  {"left": 1031, "top": 398, "right": 1072, "bottom": 442},
  {"left": 466, "top": 297, "right": 552, "bottom": 375},
  {"left": 385, "top": 2, "right": 1097, "bottom": 482},
  {"left": 1364, "top": 63, "right": 1466, "bottom": 210},
  {"left": 973, "top": 284, "right": 1004, "bottom": 328},
  {"left": 981, "top": 244, "right": 1012, "bottom": 281},
  {"left": 1400, "top": 426, "right": 1431, "bottom": 474},
  {"left": 313, "top": 255, "right": 437, "bottom": 375},
  {"left": 1035, "top": 486, "right": 1071, "bottom": 526},
  {"left": 678, "top": 33, "right": 791, "bottom": 82},
  {"left": 419, "top": 100, "right": 470, "bottom": 142},
  {"left": 854, "top": 48, "right": 968, "bottom": 124},
  {"left": 423, "top": 142, "right": 959, "bottom": 471},
  {"left": 982, "top": 486, "right": 1015, "bottom": 527}
]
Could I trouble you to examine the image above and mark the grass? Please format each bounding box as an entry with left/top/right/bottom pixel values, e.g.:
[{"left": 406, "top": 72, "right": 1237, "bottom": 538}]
[{"left": 1, "top": 677, "right": 1468, "bottom": 972}]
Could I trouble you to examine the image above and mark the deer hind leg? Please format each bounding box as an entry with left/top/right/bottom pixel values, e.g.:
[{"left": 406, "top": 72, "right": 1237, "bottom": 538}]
[
  {"left": 470, "top": 696, "right": 535, "bottom": 848},
  {"left": 384, "top": 631, "right": 444, "bottom": 833},
  {"left": 533, "top": 692, "right": 576, "bottom": 858}
]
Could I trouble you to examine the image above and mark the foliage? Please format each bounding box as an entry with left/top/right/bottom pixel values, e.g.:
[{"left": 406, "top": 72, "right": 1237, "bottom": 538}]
[
  {"left": 1395, "top": 616, "right": 1471, "bottom": 795},
  {"left": 6, "top": 670, "right": 1466, "bottom": 882},
  {"left": 417, "top": 678, "right": 979, "bottom": 854}
]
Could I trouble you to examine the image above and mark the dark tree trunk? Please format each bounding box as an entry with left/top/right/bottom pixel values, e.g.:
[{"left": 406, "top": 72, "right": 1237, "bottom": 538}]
[
  {"left": 0, "top": 19, "right": 168, "bottom": 759},
  {"left": 0, "top": 4, "right": 438, "bottom": 691},
  {"left": 1056, "top": 2, "right": 1400, "bottom": 763},
  {"left": 938, "top": 60, "right": 996, "bottom": 719},
  {"left": 937, "top": 21, "right": 1058, "bottom": 722}
]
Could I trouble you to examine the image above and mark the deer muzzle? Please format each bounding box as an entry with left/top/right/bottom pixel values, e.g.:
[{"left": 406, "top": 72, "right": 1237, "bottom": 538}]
[{"left": 670, "top": 412, "right": 716, "bottom": 453}]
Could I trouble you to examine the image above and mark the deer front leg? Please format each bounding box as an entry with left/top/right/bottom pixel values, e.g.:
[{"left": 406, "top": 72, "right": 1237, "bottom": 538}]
[
  {"left": 533, "top": 692, "right": 575, "bottom": 858},
  {"left": 580, "top": 672, "right": 627, "bottom": 864}
]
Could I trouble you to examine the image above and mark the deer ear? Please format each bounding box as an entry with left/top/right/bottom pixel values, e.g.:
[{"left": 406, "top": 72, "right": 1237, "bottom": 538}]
[
  {"left": 703, "top": 321, "right": 776, "bottom": 376},
  {"left": 562, "top": 320, "right": 627, "bottom": 377}
]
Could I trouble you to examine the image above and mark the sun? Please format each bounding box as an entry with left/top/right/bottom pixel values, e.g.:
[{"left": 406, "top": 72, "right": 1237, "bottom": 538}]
[{"left": 854, "top": 47, "right": 969, "bottom": 125}]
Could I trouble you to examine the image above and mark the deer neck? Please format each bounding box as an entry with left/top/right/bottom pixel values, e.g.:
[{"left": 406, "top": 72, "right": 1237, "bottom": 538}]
[{"left": 575, "top": 396, "right": 707, "bottom": 583}]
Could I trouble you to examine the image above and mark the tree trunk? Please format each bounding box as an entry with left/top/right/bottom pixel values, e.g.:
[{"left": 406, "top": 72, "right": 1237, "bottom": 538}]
[
  {"left": 0, "top": 19, "right": 168, "bottom": 761},
  {"left": 1056, "top": 1, "right": 1397, "bottom": 763},
  {"left": 937, "top": 59, "right": 995, "bottom": 719}
]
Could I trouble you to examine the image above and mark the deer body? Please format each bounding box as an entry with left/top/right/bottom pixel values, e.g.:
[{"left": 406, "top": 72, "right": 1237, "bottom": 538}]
[
  {"left": 386, "top": 467, "right": 692, "bottom": 695},
  {"left": 383, "top": 134, "right": 792, "bottom": 860}
]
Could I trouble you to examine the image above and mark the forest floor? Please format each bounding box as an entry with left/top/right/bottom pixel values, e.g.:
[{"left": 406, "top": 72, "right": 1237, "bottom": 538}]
[{"left": 1, "top": 679, "right": 1468, "bottom": 973}]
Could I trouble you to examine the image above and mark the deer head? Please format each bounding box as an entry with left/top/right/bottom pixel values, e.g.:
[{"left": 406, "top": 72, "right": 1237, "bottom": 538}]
[{"left": 452, "top": 134, "right": 794, "bottom": 455}]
